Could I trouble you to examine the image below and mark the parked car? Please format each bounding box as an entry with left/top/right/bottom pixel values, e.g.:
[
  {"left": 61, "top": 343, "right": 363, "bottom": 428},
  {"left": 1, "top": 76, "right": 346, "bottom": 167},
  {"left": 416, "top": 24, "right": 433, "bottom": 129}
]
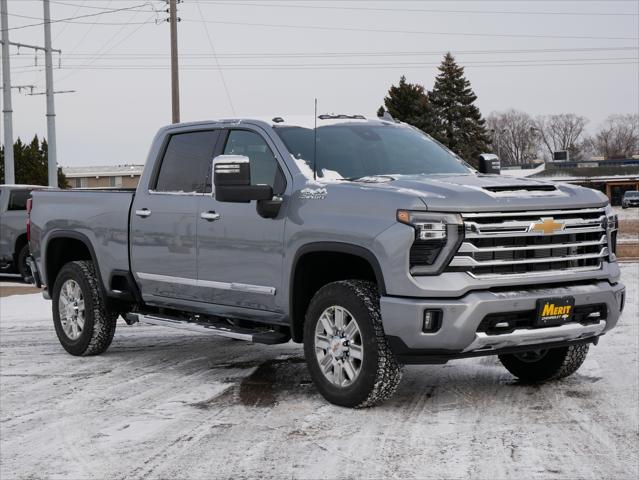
[
  {"left": 0, "top": 184, "right": 42, "bottom": 282},
  {"left": 27, "top": 116, "right": 626, "bottom": 407},
  {"left": 621, "top": 190, "right": 639, "bottom": 208}
]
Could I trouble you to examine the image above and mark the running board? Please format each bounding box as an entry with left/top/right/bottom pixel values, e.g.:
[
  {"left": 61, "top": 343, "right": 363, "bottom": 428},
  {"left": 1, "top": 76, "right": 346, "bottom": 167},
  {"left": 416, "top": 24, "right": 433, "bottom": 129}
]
[{"left": 125, "top": 312, "right": 290, "bottom": 345}]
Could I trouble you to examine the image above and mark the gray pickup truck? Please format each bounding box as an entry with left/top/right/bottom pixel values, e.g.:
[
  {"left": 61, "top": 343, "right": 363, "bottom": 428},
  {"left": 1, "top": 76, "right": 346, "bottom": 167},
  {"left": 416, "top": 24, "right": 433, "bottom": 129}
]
[
  {"left": 28, "top": 115, "right": 626, "bottom": 407},
  {"left": 1, "top": 184, "right": 41, "bottom": 282}
]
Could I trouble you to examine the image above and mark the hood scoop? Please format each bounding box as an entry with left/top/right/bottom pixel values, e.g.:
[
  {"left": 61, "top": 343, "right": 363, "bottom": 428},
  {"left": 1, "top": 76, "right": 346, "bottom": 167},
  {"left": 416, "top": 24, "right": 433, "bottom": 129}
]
[
  {"left": 480, "top": 183, "right": 565, "bottom": 198},
  {"left": 483, "top": 185, "right": 557, "bottom": 193}
]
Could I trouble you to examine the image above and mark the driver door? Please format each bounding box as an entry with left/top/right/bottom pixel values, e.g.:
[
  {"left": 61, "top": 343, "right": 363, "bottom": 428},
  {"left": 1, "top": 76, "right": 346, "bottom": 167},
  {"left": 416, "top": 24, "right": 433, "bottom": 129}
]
[{"left": 196, "top": 128, "right": 288, "bottom": 313}]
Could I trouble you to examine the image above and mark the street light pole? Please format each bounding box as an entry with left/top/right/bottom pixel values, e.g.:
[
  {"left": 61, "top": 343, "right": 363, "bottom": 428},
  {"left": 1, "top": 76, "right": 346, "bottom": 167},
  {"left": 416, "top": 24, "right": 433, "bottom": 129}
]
[
  {"left": 1, "top": 0, "right": 15, "bottom": 184},
  {"left": 169, "top": 0, "right": 180, "bottom": 123},
  {"left": 43, "top": 0, "right": 58, "bottom": 187}
]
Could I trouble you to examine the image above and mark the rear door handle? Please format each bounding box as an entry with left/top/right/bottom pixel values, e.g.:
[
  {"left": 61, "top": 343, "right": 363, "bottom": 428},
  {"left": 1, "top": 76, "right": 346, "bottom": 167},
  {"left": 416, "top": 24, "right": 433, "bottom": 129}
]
[
  {"left": 200, "top": 211, "right": 221, "bottom": 221},
  {"left": 135, "top": 208, "right": 152, "bottom": 218}
]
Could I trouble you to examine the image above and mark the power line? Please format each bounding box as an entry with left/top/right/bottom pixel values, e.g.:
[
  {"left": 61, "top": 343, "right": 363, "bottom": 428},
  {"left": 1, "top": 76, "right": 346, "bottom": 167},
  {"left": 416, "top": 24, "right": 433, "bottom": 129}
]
[
  {"left": 60, "top": 0, "right": 115, "bottom": 58},
  {"left": 0, "top": 2, "right": 155, "bottom": 31},
  {"left": 179, "top": 18, "right": 639, "bottom": 41},
  {"left": 27, "top": 60, "right": 638, "bottom": 71},
  {"left": 52, "top": 0, "right": 86, "bottom": 42},
  {"left": 27, "top": 0, "right": 639, "bottom": 3},
  {"left": 15, "top": 46, "right": 636, "bottom": 60},
  {"left": 195, "top": 0, "right": 235, "bottom": 115},
  {"left": 199, "top": 1, "right": 639, "bottom": 16},
  {"left": 55, "top": 13, "right": 157, "bottom": 85},
  {"left": 50, "top": 0, "right": 160, "bottom": 12}
]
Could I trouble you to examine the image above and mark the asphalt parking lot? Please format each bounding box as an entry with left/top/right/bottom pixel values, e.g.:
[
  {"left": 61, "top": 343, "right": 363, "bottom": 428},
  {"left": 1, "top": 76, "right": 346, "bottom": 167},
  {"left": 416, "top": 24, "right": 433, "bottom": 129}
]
[{"left": 1, "top": 263, "right": 638, "bottom": 479}]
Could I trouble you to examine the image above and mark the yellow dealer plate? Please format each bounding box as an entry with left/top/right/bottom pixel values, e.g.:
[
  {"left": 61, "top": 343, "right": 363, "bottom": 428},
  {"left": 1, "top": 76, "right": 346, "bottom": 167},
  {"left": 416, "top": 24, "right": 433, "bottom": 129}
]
[{"left": 535, "top": 297, "right": 575, "bottom": 327}]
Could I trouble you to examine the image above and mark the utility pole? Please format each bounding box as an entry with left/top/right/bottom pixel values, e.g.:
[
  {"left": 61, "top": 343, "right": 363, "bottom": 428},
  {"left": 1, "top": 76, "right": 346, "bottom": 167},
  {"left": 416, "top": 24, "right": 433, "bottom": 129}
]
[
  {"left": 169, "top": 0, "right": 180, "bottom": 123},
  {"left": 1, "top": 0, "right": 15, "bottom": 184},
  {"left": 43, "top": 0, "right": 58, "bottom": 187}
]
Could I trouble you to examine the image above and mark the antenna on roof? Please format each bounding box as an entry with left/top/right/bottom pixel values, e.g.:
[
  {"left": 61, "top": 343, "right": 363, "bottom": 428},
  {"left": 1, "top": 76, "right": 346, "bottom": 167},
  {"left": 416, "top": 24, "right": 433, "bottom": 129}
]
[{"left": 313, "top": 98, "right": 318, "bottom": 181}]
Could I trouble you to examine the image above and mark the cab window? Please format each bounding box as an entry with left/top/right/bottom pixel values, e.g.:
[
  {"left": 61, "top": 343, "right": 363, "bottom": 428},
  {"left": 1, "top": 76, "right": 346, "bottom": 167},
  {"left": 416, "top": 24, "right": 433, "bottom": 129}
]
[
  {"left": 155, "top": 130, "right": 219, "bottom": 193},
  {"left": 223, "top": 130, "right": 282, "bottom": 190},
  {"left": 8, "top": 190, "right": 31, "bottom": 211}
]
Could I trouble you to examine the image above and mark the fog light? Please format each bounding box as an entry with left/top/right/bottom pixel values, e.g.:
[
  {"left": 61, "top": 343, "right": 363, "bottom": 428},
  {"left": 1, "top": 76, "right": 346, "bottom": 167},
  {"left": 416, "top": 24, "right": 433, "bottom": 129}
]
[{"left": 422, "top": 309, "right": 442, "bottom": 333}]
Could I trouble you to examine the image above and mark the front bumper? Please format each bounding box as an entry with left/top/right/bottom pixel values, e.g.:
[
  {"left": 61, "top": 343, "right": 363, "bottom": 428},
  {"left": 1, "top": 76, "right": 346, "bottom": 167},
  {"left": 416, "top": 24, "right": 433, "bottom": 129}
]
[{"left": 380, "top": 280, "right": 625, "bottom": 364}]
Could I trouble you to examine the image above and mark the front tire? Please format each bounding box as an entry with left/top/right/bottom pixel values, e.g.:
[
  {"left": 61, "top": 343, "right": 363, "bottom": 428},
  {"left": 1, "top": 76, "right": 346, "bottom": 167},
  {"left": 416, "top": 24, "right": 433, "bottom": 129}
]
[
  {"left": 499, "top": 344, "right": 589, "bottom": 382},
  {"left": 303, "top": 280, "right": 402, "bottom": 408},
  {"left": 52, "top": 260, "right": 118, "bottom": 356}
]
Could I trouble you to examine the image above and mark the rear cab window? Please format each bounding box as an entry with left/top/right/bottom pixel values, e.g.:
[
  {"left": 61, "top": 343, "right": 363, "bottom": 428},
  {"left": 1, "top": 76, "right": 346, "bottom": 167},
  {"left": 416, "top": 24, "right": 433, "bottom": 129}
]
[
  {"left": 8, "top": 190, "right": 31, "bottom": 211},
  {"left": 154, "top": 130, "right": 220, "bottom": 193}
]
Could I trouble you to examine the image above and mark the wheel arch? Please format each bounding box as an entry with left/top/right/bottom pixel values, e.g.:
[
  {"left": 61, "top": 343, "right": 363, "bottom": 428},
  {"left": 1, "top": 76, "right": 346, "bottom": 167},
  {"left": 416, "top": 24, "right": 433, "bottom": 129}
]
[
  {"left": 44, "top": 231, "right": 103, "bottom": 296},
  {"left": 289, "top": 242, "right": 386, "bottom": 343}
]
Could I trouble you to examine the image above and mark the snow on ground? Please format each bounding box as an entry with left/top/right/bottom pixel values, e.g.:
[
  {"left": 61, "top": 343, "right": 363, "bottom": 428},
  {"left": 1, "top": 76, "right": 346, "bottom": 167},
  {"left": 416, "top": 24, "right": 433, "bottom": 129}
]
[
  {"left": 614, "top": 206, "right": 639, "bottom": 222},
  {"left": 1, "top": 264, "right": 638, "bottom": 479}
]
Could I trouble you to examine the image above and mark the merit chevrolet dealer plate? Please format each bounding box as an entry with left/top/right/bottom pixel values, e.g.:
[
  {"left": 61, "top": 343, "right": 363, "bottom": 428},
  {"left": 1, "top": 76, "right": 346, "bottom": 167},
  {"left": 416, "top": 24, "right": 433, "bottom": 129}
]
[{"left": 535, "top": 296, "right": 575, "bottom": 327}]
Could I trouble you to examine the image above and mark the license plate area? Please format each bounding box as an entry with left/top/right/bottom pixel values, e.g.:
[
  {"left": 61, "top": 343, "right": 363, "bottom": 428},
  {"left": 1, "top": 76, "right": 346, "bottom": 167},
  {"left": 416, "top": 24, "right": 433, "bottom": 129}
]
[{"left": 535, "top": 296, "right": 575, "bottom": 327}]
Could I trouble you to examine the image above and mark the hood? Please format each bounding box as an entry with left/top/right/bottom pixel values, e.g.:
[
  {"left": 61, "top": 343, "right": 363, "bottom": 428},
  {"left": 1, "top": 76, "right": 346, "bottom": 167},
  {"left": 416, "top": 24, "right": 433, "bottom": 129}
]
[{"left": 350, "top": 173, "right": 608, "bottom": 212}]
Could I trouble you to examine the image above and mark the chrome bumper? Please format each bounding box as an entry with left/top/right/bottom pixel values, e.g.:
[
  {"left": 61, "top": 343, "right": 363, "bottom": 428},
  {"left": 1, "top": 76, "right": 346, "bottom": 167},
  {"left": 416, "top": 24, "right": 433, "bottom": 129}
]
[{"left": 462, "top": 320, "right": 606, "bottom": 353}]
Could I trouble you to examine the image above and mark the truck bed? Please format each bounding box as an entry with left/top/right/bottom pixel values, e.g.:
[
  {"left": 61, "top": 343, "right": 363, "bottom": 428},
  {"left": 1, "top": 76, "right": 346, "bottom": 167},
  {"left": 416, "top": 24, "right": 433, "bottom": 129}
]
[{"left": 29, "top": 189, "right": 135, "bottom": 292}]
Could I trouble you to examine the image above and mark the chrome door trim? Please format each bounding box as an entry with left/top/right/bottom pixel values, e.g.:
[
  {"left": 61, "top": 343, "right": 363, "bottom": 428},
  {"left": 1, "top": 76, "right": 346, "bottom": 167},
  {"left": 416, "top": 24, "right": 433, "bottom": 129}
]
[{"left": 137, "top": 272, "right": 276, "bottom": 295}]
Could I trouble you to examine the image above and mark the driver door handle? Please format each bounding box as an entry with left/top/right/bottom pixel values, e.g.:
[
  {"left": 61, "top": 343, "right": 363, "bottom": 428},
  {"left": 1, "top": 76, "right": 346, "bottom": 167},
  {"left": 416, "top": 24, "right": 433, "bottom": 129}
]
[
  {"left": 200, "top": 211, "right": 221, "bottom": 222},
  {"left": 135, "top": 208, "right": 152, "bottom": 218}
]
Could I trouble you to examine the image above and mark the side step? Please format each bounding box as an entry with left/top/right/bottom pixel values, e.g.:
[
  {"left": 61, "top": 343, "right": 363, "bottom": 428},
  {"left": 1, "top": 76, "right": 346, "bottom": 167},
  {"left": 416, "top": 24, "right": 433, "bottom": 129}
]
[{"left": 125, "top": 312, "right": 290, "bottom": 345}]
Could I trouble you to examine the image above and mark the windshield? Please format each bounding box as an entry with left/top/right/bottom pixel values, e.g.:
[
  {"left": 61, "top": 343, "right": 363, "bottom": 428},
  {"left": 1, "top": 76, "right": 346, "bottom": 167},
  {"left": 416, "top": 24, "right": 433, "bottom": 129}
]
[
  {"left": 625, "top": 191, "right": 639, "bottom": 197},
  {"left": 275, "top": 123, "right": 471, "bottom": 179}
]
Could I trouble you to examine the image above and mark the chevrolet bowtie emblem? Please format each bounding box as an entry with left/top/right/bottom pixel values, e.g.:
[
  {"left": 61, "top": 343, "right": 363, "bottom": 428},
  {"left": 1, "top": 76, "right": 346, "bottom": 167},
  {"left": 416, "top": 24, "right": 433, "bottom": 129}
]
[{"left": 529, "top": 217, "right": 565, "bottom": 235}]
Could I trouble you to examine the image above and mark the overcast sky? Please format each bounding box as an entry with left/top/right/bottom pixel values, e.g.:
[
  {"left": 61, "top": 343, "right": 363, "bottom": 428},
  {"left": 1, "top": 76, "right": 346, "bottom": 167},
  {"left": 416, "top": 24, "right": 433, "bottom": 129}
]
[{"left": 2, "top": 0, "right": 638, "bottom": 167}]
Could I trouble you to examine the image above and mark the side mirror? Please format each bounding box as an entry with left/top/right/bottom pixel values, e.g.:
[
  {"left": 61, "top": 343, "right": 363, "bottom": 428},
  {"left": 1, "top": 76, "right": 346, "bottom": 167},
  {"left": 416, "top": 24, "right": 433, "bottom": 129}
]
[
  {"left": 213, "top": 155, "right": 273, "bottom": 203},
  {"left": 478, "top": 153, "right": 500, "bottom": 175}
]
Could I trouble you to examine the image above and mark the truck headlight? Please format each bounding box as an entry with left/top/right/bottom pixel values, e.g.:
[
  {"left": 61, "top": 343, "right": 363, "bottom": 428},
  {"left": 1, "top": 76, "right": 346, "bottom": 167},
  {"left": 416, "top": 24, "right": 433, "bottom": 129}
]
[
  {"left": 397, "top": 210, "right": 463, "bottom": 275},
  {"left": 604, "top": 204, "right": 618, "bottom": 259}
]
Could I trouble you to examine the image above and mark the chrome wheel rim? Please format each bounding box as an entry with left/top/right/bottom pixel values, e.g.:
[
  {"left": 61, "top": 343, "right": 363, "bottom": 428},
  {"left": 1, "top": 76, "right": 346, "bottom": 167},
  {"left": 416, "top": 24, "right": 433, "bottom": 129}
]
[
  {"left": 514, "top": 349, "right": 548, "bottom": 363},
  {"left": 314, "top": 306, "right": 363, "bottom": 387},
  {"left": 58, "top": 279, "right": 85, "bottom": 340}
]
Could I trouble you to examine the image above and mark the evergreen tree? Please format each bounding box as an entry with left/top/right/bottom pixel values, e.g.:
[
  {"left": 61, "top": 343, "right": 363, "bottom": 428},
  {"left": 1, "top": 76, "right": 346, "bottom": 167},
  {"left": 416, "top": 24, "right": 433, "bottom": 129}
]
[
  {"left": 429, "top": 53, "right": 491, "bottom": 163},
  {"left": 379, "top": 76, "right": 435, "bottom": 133},
  {"left": 0, "top": 135, "right": 68, "bottom": 187}
]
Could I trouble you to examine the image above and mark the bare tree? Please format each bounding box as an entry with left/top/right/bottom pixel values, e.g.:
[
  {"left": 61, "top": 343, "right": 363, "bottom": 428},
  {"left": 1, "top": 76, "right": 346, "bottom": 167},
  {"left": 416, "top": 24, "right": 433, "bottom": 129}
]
[
  {"left": 588, "top": 114, "right": 639, "bottom": 159},
  {"left": 536, "top": 114, "right": 588, "bottom": 161},
  {"left": 487, "top": 109, "right": 540, "bottom": 166}
]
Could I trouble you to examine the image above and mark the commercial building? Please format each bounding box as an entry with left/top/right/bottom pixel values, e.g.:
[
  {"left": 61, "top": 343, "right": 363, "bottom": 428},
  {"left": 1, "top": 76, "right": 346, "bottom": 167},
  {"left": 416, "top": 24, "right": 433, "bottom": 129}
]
[{"left": 62, "top": 165, "right": 144, "bottom": 189}]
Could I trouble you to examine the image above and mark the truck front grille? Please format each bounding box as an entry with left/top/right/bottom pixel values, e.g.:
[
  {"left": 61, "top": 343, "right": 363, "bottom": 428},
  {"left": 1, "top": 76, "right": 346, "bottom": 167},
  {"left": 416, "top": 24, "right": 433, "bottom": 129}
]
[{"left": 446, "top": 208, "right": 609, "bottom": 278}]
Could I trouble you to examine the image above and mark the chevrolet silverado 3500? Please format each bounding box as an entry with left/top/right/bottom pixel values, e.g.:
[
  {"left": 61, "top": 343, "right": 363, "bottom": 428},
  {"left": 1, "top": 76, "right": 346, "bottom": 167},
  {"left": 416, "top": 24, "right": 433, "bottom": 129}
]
[{"left": 27, "top": 115, "right": 626, "bottom": 407}]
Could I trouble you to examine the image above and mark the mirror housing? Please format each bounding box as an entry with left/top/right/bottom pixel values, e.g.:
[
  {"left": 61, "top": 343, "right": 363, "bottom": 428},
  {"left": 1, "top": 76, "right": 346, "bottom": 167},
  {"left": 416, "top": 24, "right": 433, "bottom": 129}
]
[
  {"left": 213, "top": 155, "right": 273, "bottom": 203},
  {"left": 477, "top": 153, "right": 500, "bottom": 175}
]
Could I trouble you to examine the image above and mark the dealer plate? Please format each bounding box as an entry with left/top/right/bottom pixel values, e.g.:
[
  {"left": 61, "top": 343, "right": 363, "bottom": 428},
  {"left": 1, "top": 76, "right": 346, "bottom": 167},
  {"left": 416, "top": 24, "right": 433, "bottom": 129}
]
[{"left": 535, "top": 296, "right": 575, "bottom": 327}]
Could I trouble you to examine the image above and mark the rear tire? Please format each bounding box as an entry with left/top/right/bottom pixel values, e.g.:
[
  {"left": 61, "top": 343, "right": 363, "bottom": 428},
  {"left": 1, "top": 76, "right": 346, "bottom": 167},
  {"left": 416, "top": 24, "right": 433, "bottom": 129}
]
[
  {"left": 303, "top": 280, "right": 403, "bottom": 408},
  {"left": 52, "top": 260, "right": 118, "bottom": 356},
  {"left": 17, "top": 244, "right": 31, "bottom": 283},
  {"left": 499, "top": 344, "right": 589, "bottom": 382}
]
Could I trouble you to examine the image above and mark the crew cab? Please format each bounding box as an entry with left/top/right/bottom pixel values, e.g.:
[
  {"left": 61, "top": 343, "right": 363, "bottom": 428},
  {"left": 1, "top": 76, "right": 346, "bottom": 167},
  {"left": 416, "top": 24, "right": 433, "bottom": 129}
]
[{"left": 27, "top": 116, "right": 626, "bottom": 407}]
